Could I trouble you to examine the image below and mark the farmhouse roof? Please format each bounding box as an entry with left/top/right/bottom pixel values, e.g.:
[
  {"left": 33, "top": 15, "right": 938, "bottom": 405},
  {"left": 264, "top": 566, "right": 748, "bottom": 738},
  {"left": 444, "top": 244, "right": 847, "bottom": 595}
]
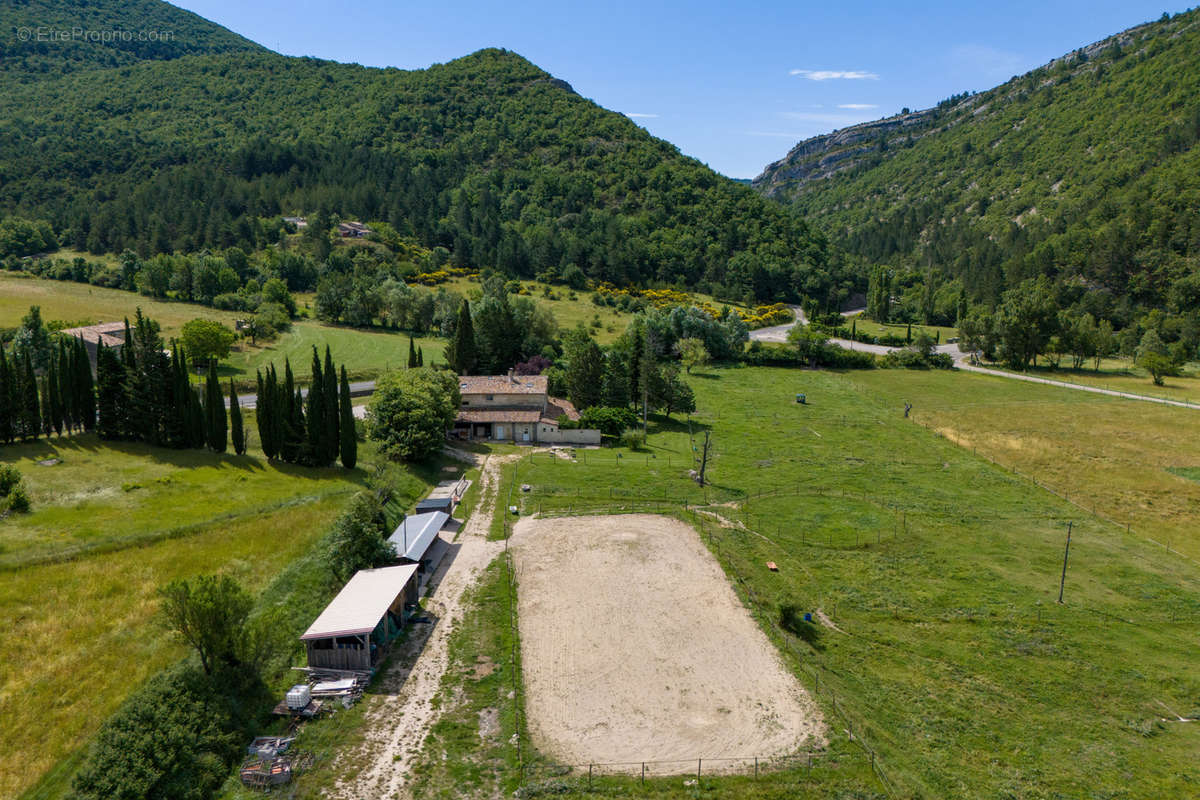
[
  {"left": 387, "top": 511, "right": 449, "bottom": 562},
  {"left": 456, "top": 407, "right": 543, "bottom": 424},
  {"left": 542, "top": 396, "right": 580, "bottom": 424},
  {"left": 458, "top": 375, "right": 548, "bottom": 395},
  {"left": 61, "top": 322, "right": 127, "bottom": 349},
  {"left": 300, "top": 564, "right": 418, "bottom": 640}
]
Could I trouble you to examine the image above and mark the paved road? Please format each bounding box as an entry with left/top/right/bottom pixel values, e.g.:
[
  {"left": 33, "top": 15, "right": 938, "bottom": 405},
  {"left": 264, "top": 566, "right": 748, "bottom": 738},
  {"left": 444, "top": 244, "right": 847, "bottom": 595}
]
[
  {"left": 955, "top": 362, "right": 1200, "bottom": 408},
  {"left": 749, "top": 306, "right": 1198, "bottom": 409}
]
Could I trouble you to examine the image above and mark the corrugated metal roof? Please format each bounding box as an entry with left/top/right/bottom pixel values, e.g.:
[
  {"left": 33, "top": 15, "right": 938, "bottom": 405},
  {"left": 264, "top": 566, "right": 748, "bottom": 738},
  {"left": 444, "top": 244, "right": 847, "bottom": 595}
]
[
  {"left": 300, "top": 564, "right": 419, "bottom": 640},
  {"left": 387, "top": 511, "right": 448, "bottom": 562}
]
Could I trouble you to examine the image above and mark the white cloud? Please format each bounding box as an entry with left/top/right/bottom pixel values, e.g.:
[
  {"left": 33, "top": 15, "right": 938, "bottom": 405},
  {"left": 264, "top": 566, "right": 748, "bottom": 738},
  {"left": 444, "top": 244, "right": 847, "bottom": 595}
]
[
  {"left": 790, "top": 69, "right": 879, "bottom": 81},
  {"left": 838, "top": 103, "right": 878, "bottom": 110},
  {"left": 624, "top": 112, "right": 659, "bottom": 118}
]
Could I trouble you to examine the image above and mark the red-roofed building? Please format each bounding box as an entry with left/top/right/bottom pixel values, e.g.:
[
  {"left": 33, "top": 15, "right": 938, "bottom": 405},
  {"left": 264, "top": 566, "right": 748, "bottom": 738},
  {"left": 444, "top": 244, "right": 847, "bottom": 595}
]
[{"left": 453, "top": 372, "right": 597, "bottom": 444}]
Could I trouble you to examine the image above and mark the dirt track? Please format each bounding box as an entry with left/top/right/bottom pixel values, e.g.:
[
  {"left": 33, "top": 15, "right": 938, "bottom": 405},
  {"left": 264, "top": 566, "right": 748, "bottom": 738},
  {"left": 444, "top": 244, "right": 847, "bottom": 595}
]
[
  {"left": 330, "top": 451, "right": 514, "bottom": 799},
  {"left": 509, "top": 514, "right": 824, "bottom": 771}
]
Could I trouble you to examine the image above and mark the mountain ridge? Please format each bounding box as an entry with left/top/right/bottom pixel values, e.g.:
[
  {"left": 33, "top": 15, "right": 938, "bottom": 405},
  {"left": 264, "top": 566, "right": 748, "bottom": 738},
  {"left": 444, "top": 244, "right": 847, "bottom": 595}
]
[
  {"left": 753, "top": 8, "right": 1200, "bottom": 310},
  {"left": 1, "top": 0, "right": 265, "bottom": 79},
  {"left": 0, "top": 2, "right": 849, "bottom": 305}
]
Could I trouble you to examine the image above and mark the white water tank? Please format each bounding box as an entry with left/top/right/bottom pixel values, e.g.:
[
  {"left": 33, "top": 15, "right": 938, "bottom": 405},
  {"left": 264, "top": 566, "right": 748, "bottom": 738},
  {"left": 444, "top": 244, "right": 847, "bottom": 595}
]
[{"left": 286, "top": 684, "right": 311, "bottom": 710}]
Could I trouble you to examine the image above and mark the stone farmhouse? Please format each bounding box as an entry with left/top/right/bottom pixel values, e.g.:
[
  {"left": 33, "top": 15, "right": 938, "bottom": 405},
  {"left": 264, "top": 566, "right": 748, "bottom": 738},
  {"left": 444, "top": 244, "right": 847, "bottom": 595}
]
[{"left": 452, "top": 373, "right": 600, "bottom": 445}]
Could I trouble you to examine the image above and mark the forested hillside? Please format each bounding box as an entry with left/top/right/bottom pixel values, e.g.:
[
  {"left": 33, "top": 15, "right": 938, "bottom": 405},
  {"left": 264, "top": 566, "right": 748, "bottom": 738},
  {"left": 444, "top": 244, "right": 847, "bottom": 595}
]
[
  {"left": 0, "top": 1, "right": 849, "bottom": 306},
  {"left": 754, "top": 9, "right": 1200, "bottom": 319},
  {"left": 0, "top": 0, "right": 263, "bottom": 79}
]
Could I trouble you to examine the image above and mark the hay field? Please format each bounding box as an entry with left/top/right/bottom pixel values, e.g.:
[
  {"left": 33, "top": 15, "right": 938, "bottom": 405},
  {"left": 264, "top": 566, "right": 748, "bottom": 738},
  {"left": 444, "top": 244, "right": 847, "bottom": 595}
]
[{"left": 509, "top": 514, "right": 823, "bottom": 772}]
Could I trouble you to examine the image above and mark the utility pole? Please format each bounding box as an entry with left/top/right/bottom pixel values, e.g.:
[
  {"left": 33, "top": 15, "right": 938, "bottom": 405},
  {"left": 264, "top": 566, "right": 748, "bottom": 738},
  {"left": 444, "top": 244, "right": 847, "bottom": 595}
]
[{"left": 1057, "top": 521, "right": 1072, "bottom": 604}]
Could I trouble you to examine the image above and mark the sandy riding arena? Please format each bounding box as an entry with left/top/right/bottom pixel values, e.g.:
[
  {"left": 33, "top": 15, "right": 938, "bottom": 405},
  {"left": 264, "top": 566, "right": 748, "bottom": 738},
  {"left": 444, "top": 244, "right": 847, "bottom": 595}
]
[{"left": 509, "top": 514, "right": 824, "bottom": 772}]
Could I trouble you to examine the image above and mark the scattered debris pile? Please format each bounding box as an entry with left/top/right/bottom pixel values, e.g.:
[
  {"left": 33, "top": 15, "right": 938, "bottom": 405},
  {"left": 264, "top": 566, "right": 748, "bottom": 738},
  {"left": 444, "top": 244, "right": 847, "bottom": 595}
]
[{"left": 238, "top": 737, "right": 314, "bottom": 791}]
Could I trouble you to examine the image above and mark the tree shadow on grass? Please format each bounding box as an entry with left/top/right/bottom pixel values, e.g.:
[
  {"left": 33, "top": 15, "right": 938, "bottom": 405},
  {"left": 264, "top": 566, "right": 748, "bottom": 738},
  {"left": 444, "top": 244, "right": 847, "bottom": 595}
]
[
  {"left": 0, "top": 433, "right": 375, "bottom": 483},
  {"left": 780, "top": 603, "right": 825, "bottom": 652}
]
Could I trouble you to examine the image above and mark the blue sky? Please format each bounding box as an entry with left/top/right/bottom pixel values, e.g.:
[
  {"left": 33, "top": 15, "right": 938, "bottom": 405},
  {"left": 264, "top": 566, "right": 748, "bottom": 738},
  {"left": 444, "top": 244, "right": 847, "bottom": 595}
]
[{"left": 174, "top": 0, "right": 1183, "bottom": 178}]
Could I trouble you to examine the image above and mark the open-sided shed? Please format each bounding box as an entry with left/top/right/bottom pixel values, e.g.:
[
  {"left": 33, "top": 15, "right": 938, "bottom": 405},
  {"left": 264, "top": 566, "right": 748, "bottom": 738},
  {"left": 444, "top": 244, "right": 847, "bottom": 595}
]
[
  {"left": 300, "top": 564, "right": 419, "bottom": 671},
  {"left": 388, "top": 511, "right": 448, "bottom": 562},
  {"left": 388, "top": 510, "right": 451, "bottom": 589}
]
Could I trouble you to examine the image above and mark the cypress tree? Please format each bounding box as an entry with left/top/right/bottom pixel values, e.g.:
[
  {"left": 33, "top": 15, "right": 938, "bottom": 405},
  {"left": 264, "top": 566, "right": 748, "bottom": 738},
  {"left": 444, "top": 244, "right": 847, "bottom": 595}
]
[
  {"left": 120, "top": 318, "right": 136, "bottom": 440},
  {"left": 255, "top": 369, "right": 274, "bottom": 459},
  {"left": 20, "top": 351, "right": 40, "bottom": 441},
  {"left": 95, "top": 342, "right": 124, "bottom": 440},
  {"left": 0, "top": 348, "right": 12, "bottom": 444},
  {"left": 204, "top": 361, "right": 227, "bottom": 453},
  {"left": 44, "top": 357, "right": 64, "bottom": 436},
  {"left": 268, "top": 364, "right": 285, "bottom": 460},
  {"left": 408, "top": 336, "right": 418, "bottom": 368},
  {"left": 229, "top": 380, "right": 246, "bottom": 456},
  {"left": 55, "top": 342, "right": 73, "bottom": 433},
  {"left": 188, "top": 383, "right": 206, "bottom": 449},
  {"left": 305, "top": 347, "right": 324, "bottom": 465},
  {"left": 281, "top": 359, "right": 301, "bottom": 463},
  {"left": 445, "top": 299, "right": 477, "bottom": 375},
  {"left": 417, "top": 347, "right": 423, "bottom": 367},
  {"left": 76, "top": 338, "right": 96, "bottom": 432},
  {"left": 292, "top": 387, "right": 306, "bottom": 463},
  {"left": 323, "top": 346, "right": 339, "bottom": 464},
  {"left": 339, "top": 365, "right": 357, "bottom": 469}
]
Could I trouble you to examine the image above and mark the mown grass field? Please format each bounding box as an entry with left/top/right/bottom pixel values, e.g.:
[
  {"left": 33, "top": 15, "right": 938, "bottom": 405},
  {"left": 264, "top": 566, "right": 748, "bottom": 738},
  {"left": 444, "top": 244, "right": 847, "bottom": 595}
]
[
  {"left": 0, "top": 430, "right": 364, "bottom": 569},
  {"left": 222, "top": 320, "right": 445, "bottom": 385},
  {"left": 845, "top": 316, "right": 957, "bottom": 343},
  {"left": 0, "top": 271, "right": 238, "bottom": 338},
  {"left": 0, "top": 422, "right": 374, "bottom": 799},
  {"left": 978, "top": 356, "right": 1200, "bottom": 404},
  {"left": 853, "top": 368, "right": 1200, "bottom": 562},
  {"left": 471, "top": 366, "right": 1200, "bottom": 798}
]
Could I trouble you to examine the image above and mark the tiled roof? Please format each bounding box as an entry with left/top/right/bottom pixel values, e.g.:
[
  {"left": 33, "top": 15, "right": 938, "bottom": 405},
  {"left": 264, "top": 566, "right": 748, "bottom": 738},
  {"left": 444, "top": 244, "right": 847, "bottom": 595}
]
[
  {"left": 61, "top": 322, "right": 127, "bottom": 349},
  {"left": 542, "top": 396, "right": 581, "bottom": 424},
  {"left": 456, "top": 408, "right": 542, "bottom": 424},
  {"left": 458, "top": 375, "right": 548, "bottom": 395}
]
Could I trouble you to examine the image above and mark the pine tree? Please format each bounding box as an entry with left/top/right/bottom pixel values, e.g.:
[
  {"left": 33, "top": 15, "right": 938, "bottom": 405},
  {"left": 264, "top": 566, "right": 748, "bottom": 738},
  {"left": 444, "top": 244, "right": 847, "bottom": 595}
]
[
  {"left": 323, "top": 346, "right": 339, "bottom": 465},
  {"left": 339, "top": 366, "right": 357, "bottom": 469},
  {"left": 229, "top": 380, "right": 246, "bottom": 455},
  {"left": 204, "top": 360, "right": 227, "bottom": 453},
  {"left": 408, "top": 336, "right": 418, "bottom": 368},
  {"left": 445, "top": 299, "right": 477, "bottom": 375}
]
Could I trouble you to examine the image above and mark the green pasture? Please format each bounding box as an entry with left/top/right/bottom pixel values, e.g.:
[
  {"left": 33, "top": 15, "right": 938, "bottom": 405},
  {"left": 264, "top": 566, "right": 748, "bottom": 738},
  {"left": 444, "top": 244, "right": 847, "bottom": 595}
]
[{"left": 482, "top": 366, "right": 1200, "bottom": 798}]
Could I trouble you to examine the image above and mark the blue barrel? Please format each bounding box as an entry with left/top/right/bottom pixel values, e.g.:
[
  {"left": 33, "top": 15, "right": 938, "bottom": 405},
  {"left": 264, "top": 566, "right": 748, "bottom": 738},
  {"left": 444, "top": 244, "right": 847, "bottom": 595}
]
[
  {"left": 796, "top": 393, "right": 807, "bottom": 404},
  {"left": 803, "top": 612, "right": 813, "bottom": 623}
]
